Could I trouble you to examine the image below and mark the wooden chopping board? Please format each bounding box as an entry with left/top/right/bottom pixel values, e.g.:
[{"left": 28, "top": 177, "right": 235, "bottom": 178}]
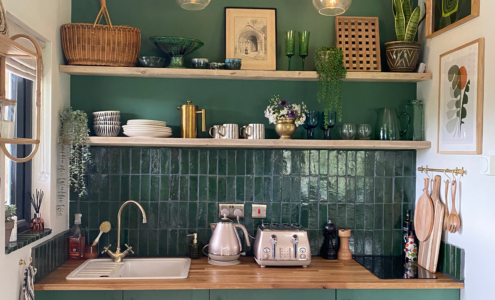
[
  {"left": 418, "top": 175, "right": 445, "bottom": 273},
  {"left": 414, "top": 178, "right": 434, "bottom": 242}
]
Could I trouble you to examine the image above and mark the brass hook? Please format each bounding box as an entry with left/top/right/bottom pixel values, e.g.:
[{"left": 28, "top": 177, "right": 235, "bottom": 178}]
[
  {"left": 19, "top": 257, "right": 32, "bottom": 266},
  {"left": 424, "top": 166, "right": 432, "bottom": 180},
  {"left": 444, "top": 170, "right": 452, "bottom": 182}
]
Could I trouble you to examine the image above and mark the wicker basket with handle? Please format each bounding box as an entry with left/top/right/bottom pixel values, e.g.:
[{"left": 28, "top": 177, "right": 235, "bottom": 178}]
[{"left": 61, "top": 0, "right": 140, "bottom": 67}]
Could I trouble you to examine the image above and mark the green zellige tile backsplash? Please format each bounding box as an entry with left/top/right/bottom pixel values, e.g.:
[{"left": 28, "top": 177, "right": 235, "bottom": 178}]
[{"left": 70, "top": 147, "right": 416, "bottom": 257}]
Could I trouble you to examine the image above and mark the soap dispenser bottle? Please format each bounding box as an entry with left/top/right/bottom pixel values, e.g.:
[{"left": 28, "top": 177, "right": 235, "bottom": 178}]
[{"left": 187, "top": 233, "right": 201, "bottom": 259}]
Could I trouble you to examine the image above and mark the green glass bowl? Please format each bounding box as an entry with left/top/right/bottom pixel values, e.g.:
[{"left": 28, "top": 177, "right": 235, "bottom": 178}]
[{"left": 150, "top": 36, "right": 204, "bottom": 68}]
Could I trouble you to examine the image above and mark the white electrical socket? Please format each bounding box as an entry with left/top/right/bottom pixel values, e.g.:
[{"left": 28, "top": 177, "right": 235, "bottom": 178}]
[
  {"left": 218, "top": 204, "right": 244, "bottom": 218},
  {"left": 252, "top": 204, "right": 267, "bottom": 219},
  {"left": 480, "top": 155, "right": 495, "bottom": 175}
]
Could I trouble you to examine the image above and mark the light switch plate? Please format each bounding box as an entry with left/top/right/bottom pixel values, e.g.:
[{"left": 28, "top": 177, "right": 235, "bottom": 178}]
[
  {"left": 480, "top": 155, "right": 495, "bottom": 175},
  {"left": 252, "top": 204, "right": 267, "bottom": 219},
  {"left": 218, "top": 204, "right": 244, "bottom": 219}
]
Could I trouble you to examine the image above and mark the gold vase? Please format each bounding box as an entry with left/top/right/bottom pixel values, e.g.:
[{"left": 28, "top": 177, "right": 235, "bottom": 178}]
[{"left": 275, "top": 118, "right": 296, "bottom": 139}]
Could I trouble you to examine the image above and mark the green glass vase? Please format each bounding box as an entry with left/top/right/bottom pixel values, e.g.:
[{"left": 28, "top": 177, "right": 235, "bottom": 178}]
[
  {"left": 298, "top": 31, "right": 310, "bottom": 71},
  {"left": 285, "top": 30, "right": 296, "bottom": 71}
]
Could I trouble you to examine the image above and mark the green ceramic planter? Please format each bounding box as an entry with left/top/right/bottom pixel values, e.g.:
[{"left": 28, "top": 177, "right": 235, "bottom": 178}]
[{"left": 150, "top": 36, "right": 204, "bottom": 68}]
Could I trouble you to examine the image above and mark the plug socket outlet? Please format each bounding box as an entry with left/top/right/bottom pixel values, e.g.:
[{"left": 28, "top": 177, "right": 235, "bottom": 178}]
[{"left": 218, "top": 204, "right": 244, "bottom": 218}]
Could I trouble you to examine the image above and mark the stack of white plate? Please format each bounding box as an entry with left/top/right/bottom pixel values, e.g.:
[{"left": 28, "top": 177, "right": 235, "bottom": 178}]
[
  {"left": 93, "top": 111, "right": 121, "bottom": 137},
  {"left": 123, "top": 120, "right": 172, "bottom": 138}
]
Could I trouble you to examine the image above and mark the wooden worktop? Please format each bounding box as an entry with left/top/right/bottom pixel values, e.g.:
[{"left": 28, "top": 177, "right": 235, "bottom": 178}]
[{"left": 35, "top": 257, "right": 463, "bottom": 291}]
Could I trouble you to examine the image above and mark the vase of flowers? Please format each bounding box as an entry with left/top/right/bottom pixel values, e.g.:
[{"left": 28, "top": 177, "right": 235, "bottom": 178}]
[{"left": 264, "top": 95, "right": 307, "bottom": 139}]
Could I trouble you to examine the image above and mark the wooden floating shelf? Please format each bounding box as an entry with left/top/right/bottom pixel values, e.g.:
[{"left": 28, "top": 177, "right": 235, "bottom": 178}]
[
  {"left": 0, "top": 35, "right": 38, "bottom": 59},
  {"left": 88, "top": 137, "right": 431, "bottom": 150},
  {"left": 60, "top": 65, "right": 432, "bottom": 83}
]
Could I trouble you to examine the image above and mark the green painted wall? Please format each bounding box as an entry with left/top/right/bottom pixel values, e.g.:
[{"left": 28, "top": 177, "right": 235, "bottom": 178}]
[{"left": 70, "top": 0, "right": 417, "bottom": 139}]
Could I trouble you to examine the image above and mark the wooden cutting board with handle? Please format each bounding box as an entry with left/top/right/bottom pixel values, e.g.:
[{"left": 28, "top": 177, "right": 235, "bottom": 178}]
[
  {"left": 414, "top": 178, "right": 434, "bottom": 242},
  {"left": 418, "top": 175, "right": 445, "bottom": 273}
]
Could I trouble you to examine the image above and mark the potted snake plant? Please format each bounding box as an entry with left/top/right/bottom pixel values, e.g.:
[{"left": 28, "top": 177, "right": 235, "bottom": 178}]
[
  {"left": 385, "top": 0, "right": 422, "bottom": 72},
  {"left": 5, "top": 204, "right": 16, "bottom": 245}
]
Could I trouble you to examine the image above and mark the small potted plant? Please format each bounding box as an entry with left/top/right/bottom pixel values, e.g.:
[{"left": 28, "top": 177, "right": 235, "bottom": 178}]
[
  {"left": 315, "top": 46, "right": 347, "bottom": 126},
  {"left": 385, "top": 0, "right": 422, "bottom": 72},
  {"left": 264, "top": 96, "right": 307, "bottom": 139},
  {"left": 59, "top": 108, "right": 91, "bottom": 198},
  {"left": 5, "top": 204, "right": 16, "bottom": 245}
]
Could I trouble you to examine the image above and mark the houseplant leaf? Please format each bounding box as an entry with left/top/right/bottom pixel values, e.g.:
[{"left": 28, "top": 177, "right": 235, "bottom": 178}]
[
  {"left": 394, "top": 0, "right": 406, "bottom": 41},
  {"left": 402, "top": 0, "right": 412, "bottom": 28},
  {"left": 404, "top": 6, "right": 421, "bottom": 41}
]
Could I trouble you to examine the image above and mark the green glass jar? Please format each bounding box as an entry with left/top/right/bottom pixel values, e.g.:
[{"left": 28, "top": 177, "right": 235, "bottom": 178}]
[{"left": 404, "top": 100, "right": 425, "bottom": 141}]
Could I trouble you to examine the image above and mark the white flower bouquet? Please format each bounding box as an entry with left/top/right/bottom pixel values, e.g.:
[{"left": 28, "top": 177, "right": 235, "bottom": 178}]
[{"left": 264, "top": 95, "right": 308, "bottom": 127}]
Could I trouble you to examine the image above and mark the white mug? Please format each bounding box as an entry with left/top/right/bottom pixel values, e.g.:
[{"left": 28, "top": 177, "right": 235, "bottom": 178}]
[
  {"left": 240, "top": 124, "right": 265, "bottom": 139},
  {"left": 209, "top": 125, "right": 226, "bottom": 139},
  {"left": 220, "top": 124, "right": 239, "bottom": 139}
]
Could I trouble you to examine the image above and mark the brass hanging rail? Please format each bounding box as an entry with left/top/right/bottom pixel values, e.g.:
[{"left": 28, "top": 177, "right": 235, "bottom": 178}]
[{"left": 417, "top": 165, "right": 467, "bottom": 176}]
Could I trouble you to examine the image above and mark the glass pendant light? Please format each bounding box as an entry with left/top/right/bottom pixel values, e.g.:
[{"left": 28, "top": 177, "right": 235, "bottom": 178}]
[
  {"left": 176, "top": 0, "right": 211, "bottom": 11},
  {"left": 313, "top": 0, "right": 352, "bottom": 16}
]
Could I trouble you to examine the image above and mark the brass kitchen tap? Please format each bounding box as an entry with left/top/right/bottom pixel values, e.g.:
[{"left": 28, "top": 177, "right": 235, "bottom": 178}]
[{"left": 102, "top": 200, "right": 147, "bottom": 262}]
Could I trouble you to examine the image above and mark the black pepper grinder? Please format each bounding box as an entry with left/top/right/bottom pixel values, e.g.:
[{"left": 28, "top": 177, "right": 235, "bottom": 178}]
[{"left": 321, "top": 220, "right": 339, "bottom": 260}]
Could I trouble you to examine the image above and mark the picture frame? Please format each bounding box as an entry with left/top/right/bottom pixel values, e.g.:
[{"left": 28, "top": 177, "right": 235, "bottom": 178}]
[
  {"left": 437, "top": 38, "right": 484, "bottom": 155},
  {"left": 426, "top": 0, "right": 480, "bottom": 39},
  {"left": 225, "top": 7, "right": 277, "bottom": 70}
]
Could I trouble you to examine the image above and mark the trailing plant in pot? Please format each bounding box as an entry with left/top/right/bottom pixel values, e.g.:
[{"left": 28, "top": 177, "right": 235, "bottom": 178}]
[
  {"left": 315, "top": 46, "right": 347, "bottom": 126},
  {"left": 59, "top": 108, "right": 92, "bottom": 198},
  {"left": 5, "top": 204, "right": 16, "bottom": 246},
  {"left": 385, "top": 0, "right": 422, "bottom": 72},
  {"left": 264, "top": 95, "right": 308, "bottom": 139}
]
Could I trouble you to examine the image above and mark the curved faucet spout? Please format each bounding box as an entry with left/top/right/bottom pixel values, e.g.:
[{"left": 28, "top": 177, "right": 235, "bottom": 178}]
[{"left": 117, "top": 200, "right": 147, "bottom": 252}]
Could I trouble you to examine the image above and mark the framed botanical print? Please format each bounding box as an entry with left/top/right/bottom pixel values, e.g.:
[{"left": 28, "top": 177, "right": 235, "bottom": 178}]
[
  {"left": 426, "top": 0, "right": 480, "bottom": 39},
  {"left": 438, "top": 38, "right": 484, "bottom": 154},
  {"left": 225, "top": 7, "right": 277, "bottom": 70}
]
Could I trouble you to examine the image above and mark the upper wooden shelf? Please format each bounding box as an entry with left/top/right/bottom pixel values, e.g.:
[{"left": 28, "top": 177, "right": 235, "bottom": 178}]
[
  {"left": 0, "top": 35, "right": 38, "bottom": 59},
  {"left": 88, "top": 137, "right": 431, "bottom": 150},
  {"left": 60, "top": 65, "right": 432, "bottom": 83}
]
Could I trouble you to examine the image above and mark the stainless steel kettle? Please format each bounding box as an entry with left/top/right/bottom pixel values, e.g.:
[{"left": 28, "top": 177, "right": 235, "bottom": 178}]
[{"left": 207, "top": 219, "right": 250, "bottom": 264}]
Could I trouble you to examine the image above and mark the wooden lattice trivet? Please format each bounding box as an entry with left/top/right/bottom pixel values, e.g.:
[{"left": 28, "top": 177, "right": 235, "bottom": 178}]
[{"left": 336, "top": 16, "right": 381, "bottom": 72}]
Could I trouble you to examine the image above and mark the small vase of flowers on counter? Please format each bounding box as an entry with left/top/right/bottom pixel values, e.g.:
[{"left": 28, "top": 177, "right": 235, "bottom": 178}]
[{"left": 264, "top": 95, "right": 307, "bottom": 139}]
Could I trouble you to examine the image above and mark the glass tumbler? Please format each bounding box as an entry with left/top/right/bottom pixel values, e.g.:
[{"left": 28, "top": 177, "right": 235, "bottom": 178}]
[
  {"left": 340, "top": 123, "right": 356, "bottom": 140},
  {"left": 404, "top": 100, "right": 425, "bottom": 141},
  {"left": 358, "top": 124, "right": 372, "bottom": 140}
]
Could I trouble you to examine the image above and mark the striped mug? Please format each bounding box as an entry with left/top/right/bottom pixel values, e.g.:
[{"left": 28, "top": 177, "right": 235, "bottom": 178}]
[
  {"left": 240, "top": 124, "right": 265, "bottom": 139},
  {"left": 209, "top": 125, "right": 226, "bottom": 139}
]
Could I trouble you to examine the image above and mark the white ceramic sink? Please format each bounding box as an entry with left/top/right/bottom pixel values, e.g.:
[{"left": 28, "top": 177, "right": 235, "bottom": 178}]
[{"left": 66, "top": 258, "right": 191, "bottom": 280}]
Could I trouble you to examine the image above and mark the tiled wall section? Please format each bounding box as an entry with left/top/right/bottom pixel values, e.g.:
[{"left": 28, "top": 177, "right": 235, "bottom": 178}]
[
  {"left": 32, "top": 230, "right": 69, "bottom": 283},
  {"left": 438, "top": 241, "right": 465, "bottom": 281},
  {"left": 70, "top": 147, "right": 416, "bottom": 257}
]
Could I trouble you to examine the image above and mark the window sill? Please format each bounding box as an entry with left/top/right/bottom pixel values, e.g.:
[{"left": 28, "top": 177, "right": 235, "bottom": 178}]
[{"left": 5, "top": 229, "right": 52, "bottom": 254}]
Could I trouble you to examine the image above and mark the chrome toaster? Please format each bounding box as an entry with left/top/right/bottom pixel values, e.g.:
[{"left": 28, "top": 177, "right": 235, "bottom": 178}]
[{"left": 253, "top": 223, "right": 311, "bottom": 268}]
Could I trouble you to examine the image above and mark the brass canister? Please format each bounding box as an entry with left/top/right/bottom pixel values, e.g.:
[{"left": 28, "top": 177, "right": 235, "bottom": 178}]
[{"left": 177, "top": 100, "right": 206, "bottom": 138}]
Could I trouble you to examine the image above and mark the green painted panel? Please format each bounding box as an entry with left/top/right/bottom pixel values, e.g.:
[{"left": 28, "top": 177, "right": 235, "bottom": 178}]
[
  {"left": 71, "top": 0, "right": 397, "bottom": 71},
  {"left": 124, "top": 290, "right": 209, "bottom": 300},
  {"left": 210, "top": 289, "right": 336, "bottom": 300},
  {"left": 35, "top": 291, "right": 123, "bottom": 300},
  {"left": 337, "top": 289, "right": 460, "bottom": 300},
  {"left": 70, "top": 0, "right": 417, "bottom": 140},
  {"left": 71, "top": 77, "right": 416, "bottom": 140}
]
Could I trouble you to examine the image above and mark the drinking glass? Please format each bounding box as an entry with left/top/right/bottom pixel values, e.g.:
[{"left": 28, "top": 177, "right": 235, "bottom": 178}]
[
  {"left": 340, "top": 123, "right": 356, "bottom": 140},
  {"left": 358, "top": 124, "right": 372, "bottom": 140},
  {"left": 285, "top": 30, "right": 296, "bottom": 70},
  {"left": 403, "top": 100, "right": 425, "bottom": 141},
  {"left": 320, "top": 111, "right": 336, "bottom": 140},
  {"left": 298, "top": 31, "right": 310, "bottom": 71},
  {"left": 303, "top": 111, "right": 319, "bottom": 139}
]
